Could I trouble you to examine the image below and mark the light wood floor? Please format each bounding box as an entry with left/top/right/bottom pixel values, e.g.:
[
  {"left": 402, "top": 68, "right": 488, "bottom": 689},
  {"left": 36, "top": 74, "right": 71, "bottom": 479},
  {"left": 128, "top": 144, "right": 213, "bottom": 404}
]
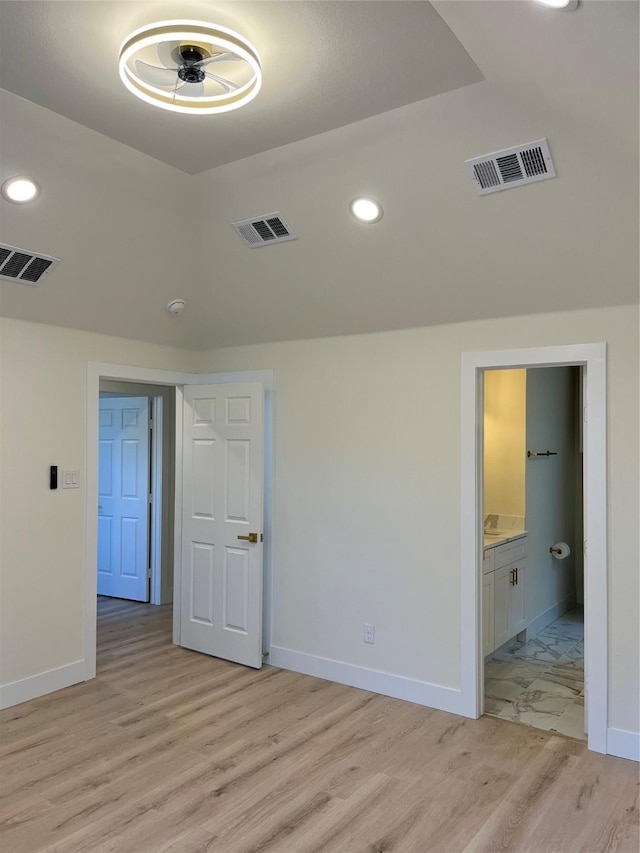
[{"left": 1, "top": 599, "right": 638, "bottom": 853}]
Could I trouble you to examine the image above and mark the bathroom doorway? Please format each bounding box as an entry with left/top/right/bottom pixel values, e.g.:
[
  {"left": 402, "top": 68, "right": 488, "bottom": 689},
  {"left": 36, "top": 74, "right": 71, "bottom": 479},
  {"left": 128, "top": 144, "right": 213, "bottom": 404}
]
[{"left": 481, "top": 366, "right": 585, "bottom": 739}]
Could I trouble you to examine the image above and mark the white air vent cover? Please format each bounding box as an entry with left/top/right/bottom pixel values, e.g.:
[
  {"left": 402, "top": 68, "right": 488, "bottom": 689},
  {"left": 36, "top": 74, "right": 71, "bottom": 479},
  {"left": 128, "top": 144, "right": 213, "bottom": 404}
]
[
  {"left": 0, "top": 243, "right": 60, "bottom": 285},
  {"left": 231, "top": 212, "right": 297, "bottom": 248},
  {"left": 466, "top": 138, "right": 556, "bottom": 196}
]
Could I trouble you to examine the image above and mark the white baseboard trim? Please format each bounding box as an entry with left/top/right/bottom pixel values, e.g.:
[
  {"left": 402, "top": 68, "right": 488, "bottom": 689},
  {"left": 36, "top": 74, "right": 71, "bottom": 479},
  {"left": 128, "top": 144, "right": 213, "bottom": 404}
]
[
  {"left": 269, "top": 646, "right": 465, "bottom": 717},
  {"left": 527, "top": 594, "right": 576, "bottom": 639},
  {"left": 607, "top": 728, "right": 640, "bottom": 762},
  {"left": 0, "top": 660, "right": 85, "bottom": 710}
]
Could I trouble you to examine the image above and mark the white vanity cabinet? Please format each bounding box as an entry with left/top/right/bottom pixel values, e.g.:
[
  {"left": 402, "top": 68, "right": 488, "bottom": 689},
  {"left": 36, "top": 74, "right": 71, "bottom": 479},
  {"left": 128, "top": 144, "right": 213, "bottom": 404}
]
[
  {"left": 482, "top": 570, "right": 495, "bottom": 656},
  {"left": 493, "top": 562, "right": 526, "bottom": 648},
  {"left": 483, "top": 535, "right": 527, "bottom": 656}
]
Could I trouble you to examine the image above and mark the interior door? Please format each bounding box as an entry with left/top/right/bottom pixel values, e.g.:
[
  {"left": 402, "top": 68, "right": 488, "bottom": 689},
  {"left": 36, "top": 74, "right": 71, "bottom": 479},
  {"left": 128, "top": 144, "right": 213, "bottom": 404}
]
[
  {"left": 181, "top": 382, "right": 264, "bottom": 668},
  {"left": 98, "top": 396, "right": 150, "bottom": 601}
]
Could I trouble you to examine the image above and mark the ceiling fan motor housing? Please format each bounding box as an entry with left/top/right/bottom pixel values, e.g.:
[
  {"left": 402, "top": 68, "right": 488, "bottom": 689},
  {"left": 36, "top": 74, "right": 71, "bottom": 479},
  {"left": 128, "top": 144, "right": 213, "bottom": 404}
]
[
  {"left": 180, "top": 44, "right": 206, "bottom": 63},
  {"left": 178, "top": 65, "right": 205, "bottom": 83},
  {"left": 177, "top": 45, "right": 208, "bottom": 83}
]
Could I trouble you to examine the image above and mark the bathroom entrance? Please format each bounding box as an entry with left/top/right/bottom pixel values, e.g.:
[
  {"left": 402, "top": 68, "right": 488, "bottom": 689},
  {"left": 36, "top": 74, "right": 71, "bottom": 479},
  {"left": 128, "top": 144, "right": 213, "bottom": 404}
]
[{"left": 481, "top": 366, "right": 585, "bottom": 739}]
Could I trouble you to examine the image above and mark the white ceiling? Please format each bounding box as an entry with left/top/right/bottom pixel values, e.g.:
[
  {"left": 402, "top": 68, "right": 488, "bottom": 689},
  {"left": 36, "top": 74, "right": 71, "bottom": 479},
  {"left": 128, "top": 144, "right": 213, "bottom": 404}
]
[
  {"left": 0, "top": 1, "right": 638, "bottom": 351},
  {"left": 0, "top": 1, "right": 483, "bottom": 174}
]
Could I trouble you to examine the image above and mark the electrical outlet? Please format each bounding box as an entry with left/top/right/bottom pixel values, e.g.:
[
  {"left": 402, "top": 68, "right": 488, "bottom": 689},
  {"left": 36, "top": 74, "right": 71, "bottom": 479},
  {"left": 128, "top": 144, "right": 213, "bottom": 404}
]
[{"left": 363, "top": 623, "right": 375, "bottom": 644}]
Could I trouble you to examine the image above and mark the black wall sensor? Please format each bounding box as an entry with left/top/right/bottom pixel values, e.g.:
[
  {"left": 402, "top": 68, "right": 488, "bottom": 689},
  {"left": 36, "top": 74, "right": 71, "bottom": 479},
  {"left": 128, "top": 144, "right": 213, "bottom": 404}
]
[{"left": 50, "top": 465, "right": 58, "bottom": 489}]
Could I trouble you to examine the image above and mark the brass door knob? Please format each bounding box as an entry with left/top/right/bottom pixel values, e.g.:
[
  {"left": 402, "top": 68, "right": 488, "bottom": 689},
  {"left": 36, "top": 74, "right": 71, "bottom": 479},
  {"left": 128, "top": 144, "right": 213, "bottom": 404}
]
[{"left": 237, "top": 532, "right": 258, "bottom": 543}]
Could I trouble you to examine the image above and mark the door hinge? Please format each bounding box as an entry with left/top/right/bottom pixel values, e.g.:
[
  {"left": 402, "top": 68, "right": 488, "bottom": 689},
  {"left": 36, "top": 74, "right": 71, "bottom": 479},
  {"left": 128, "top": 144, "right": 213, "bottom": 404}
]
[
  {"left": 149, "top": 418, "right": 153, "bottom": 428},
  {"left": 147, "top": 565, "right": 152, "bottom": 578},
  {"left": 148, "top": 493, "right": 153, "bottom": 504},
  {"left": 583, "top": 406, "right": 587, "bottom": 423}
]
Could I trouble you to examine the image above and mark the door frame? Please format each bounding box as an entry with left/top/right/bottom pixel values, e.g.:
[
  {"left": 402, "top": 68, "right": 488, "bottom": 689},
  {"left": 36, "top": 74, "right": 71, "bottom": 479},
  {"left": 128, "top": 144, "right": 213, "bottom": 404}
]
[
  {"left": 460, "top": 343, "right": 607, "bottom": 753},
  {"left": 85, "top": 363, "right": 274, "bottom": 680}
]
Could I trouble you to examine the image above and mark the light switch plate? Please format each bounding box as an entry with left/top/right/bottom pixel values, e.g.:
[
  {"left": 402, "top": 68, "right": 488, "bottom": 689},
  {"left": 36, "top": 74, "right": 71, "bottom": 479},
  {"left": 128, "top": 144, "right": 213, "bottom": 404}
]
[{"left": 62, "top": 469, "right": 80, "bottom": 489}]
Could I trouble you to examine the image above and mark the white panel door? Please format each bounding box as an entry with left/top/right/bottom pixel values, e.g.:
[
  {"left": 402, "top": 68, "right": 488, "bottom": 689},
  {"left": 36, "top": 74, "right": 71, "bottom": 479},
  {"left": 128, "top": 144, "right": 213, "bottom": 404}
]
[
  {"left": 181, "top": 382, "right": 264, "bottom": 668},
  {"left": 98, "top": 397, "right": 150, "bottom": 602}
]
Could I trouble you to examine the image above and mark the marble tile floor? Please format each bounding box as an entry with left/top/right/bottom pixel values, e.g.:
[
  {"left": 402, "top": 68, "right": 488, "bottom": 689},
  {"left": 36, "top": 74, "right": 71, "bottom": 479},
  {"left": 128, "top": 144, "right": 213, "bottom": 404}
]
[{"left": 484, "top": 607, "right": 586, "bottom": 740}]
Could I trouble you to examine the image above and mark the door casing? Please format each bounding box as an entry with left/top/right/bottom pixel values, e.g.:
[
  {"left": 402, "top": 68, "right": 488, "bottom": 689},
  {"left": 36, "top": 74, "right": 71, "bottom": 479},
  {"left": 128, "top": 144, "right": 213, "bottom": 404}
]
[
  {"left": 85, "top": 363, "right": 274, "bottom": 680},
  {"left": 460, "top": 343, "right": 607, "bottom": 753}
]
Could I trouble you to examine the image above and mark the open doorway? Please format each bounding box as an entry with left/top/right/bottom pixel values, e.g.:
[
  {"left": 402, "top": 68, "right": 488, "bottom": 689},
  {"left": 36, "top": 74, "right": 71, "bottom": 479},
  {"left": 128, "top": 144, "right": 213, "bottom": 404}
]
[
  {"left": 96, "top": 381, "right": 176, "bottom": 656},
  {"left": 460, "top": 342, "right": 607, "bottom": 754},
  {"left": 481, "top": 366, "right": 585, "bottom": 740},
  {"left": 85, "top": 363, "right": 275, "bottom": 684}
]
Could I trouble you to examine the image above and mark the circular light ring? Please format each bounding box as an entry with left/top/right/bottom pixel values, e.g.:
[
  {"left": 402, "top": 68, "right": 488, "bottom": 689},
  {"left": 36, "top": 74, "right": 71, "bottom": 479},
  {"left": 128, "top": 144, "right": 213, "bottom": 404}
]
[
  {"left": 535, "top": 0, "right": 579, "bottom": 9},
  {"left": 1, "top": 176, "right": 40, "bottom": 204},
  {"left": 350, "top": 197, "right": 383, "bottom": 224},
  {"left": 119, "top": 20, "right": 262, "bottom": 114}
]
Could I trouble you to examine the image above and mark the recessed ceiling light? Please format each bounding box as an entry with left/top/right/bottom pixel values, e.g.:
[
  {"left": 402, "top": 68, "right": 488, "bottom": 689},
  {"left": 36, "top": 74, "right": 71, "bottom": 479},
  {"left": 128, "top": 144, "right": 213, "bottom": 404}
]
[
  {"left": 535, "top": 0, "right": 579, "bottom": 10},
  {"left": 1, "top": 176, "right": 40, "bottom": 204},
  {"left": 119, "top": 20, "right": 262, "bottom": 115},
  {"left": 349, "top": 197, "right": 383, "bottom": 224}
]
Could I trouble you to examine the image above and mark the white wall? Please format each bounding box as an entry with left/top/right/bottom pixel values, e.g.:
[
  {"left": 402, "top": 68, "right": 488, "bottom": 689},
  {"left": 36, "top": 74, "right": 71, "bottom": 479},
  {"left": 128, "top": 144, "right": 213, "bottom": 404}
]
[
  {"left": 0, "top": 90, "right": 200, "bottom": 350},
  {"left": 0, "top": 318, "right": 195, "bottom": 690},
  {"left": 0, "top": 305, "right": 637, "bottom": 740},
  {"left": 484, "top": 369, "right": 526, "bottom": 518},
  {"left": 525, "top": 367, "right": 579, "bottom": 625},
  {"left": 196, "top": 304, "right": 639, "bottom": 735}
]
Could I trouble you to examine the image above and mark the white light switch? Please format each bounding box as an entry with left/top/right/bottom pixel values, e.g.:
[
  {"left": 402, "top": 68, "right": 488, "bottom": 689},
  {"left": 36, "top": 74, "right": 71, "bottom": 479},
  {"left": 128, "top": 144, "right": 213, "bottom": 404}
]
[{"left": 62, "top": 469, "right": 80, "bottom": 489}]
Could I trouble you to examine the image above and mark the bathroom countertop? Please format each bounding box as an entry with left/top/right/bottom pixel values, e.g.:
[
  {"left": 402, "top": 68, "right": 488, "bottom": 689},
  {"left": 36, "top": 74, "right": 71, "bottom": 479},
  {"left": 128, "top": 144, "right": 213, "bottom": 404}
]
[{"left": 483, "top": 530, "right": 527, "bottom": 550}]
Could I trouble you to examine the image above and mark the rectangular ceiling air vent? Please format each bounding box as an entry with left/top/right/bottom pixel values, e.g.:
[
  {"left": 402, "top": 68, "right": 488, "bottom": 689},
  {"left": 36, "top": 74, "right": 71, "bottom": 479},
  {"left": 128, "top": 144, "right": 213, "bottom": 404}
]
[
  {"left": 0, "top": 242, "right": 60, "bottom": 285},
  {"left": 465, "top": 138, "right": 556, "bottom": 196},
  {"left": 231, "top": 212, "right": 297, "bottom": 248}
]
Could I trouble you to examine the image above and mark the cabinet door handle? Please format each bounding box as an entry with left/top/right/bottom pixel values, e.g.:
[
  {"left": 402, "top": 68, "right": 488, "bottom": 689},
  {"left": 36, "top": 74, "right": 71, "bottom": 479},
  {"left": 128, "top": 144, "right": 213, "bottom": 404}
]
[
  {"left": 515, "top": 566, "right": 519, "bottom": 585},
  {"left": 510, "top": 569, "right": 515, "bottom": 586}
]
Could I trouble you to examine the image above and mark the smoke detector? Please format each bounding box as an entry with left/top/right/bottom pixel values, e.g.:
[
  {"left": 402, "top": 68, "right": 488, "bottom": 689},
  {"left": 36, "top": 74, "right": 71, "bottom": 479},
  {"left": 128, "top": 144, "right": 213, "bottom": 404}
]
[
  {"left": 167, "top": 298, "right": 186, "bottom": 314},
  {"left": 465, "top": 138, "right": 556, "bottom": 196}
]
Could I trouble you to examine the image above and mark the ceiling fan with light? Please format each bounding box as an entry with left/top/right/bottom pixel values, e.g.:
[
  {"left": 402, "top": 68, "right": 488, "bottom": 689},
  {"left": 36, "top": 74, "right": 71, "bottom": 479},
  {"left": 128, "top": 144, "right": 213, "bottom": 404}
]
[{"left": 118, "top": 20, "right": 262, "bottom": 115}]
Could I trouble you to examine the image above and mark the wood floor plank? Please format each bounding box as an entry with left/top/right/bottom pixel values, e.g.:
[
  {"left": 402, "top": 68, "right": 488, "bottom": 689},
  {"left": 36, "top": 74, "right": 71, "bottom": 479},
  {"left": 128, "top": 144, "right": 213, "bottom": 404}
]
[{"left": 2, "top": 598, "right": 638, "bottom": 853}]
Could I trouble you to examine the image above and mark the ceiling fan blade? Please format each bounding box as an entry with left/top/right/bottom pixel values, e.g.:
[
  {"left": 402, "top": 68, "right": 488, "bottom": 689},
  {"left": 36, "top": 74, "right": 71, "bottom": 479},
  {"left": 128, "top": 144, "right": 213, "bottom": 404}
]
[
  {"left": 195, "top": 52, "right": 242, "bottom": 67},
  {"left": 135, "top": 60, "right": 179, "bottom": 87},
  {"left": 176, "top": 80, "right": 205, "bottom": 98},
  {"left": 157, "top": 40, "right": 181, "bottom": 69},
  {"left": 204, "top": 72, "right": 239, "bottom": 94}
]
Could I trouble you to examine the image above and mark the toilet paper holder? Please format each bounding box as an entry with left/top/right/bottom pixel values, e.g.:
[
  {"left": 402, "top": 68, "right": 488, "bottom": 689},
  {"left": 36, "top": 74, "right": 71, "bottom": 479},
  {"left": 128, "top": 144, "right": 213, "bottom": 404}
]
[{"left": 550, "top": 542, "right": 571, "bottom": 559}]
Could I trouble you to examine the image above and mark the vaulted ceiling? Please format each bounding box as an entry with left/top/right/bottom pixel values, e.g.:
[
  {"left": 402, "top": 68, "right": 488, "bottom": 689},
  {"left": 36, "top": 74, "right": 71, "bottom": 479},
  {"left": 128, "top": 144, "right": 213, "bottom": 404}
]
[
  {"left": 0, "top": 1, "right": 483, "bottom": 175},
  {"left": 1, "top": 1, "right": 638, "bottom": 350}
]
